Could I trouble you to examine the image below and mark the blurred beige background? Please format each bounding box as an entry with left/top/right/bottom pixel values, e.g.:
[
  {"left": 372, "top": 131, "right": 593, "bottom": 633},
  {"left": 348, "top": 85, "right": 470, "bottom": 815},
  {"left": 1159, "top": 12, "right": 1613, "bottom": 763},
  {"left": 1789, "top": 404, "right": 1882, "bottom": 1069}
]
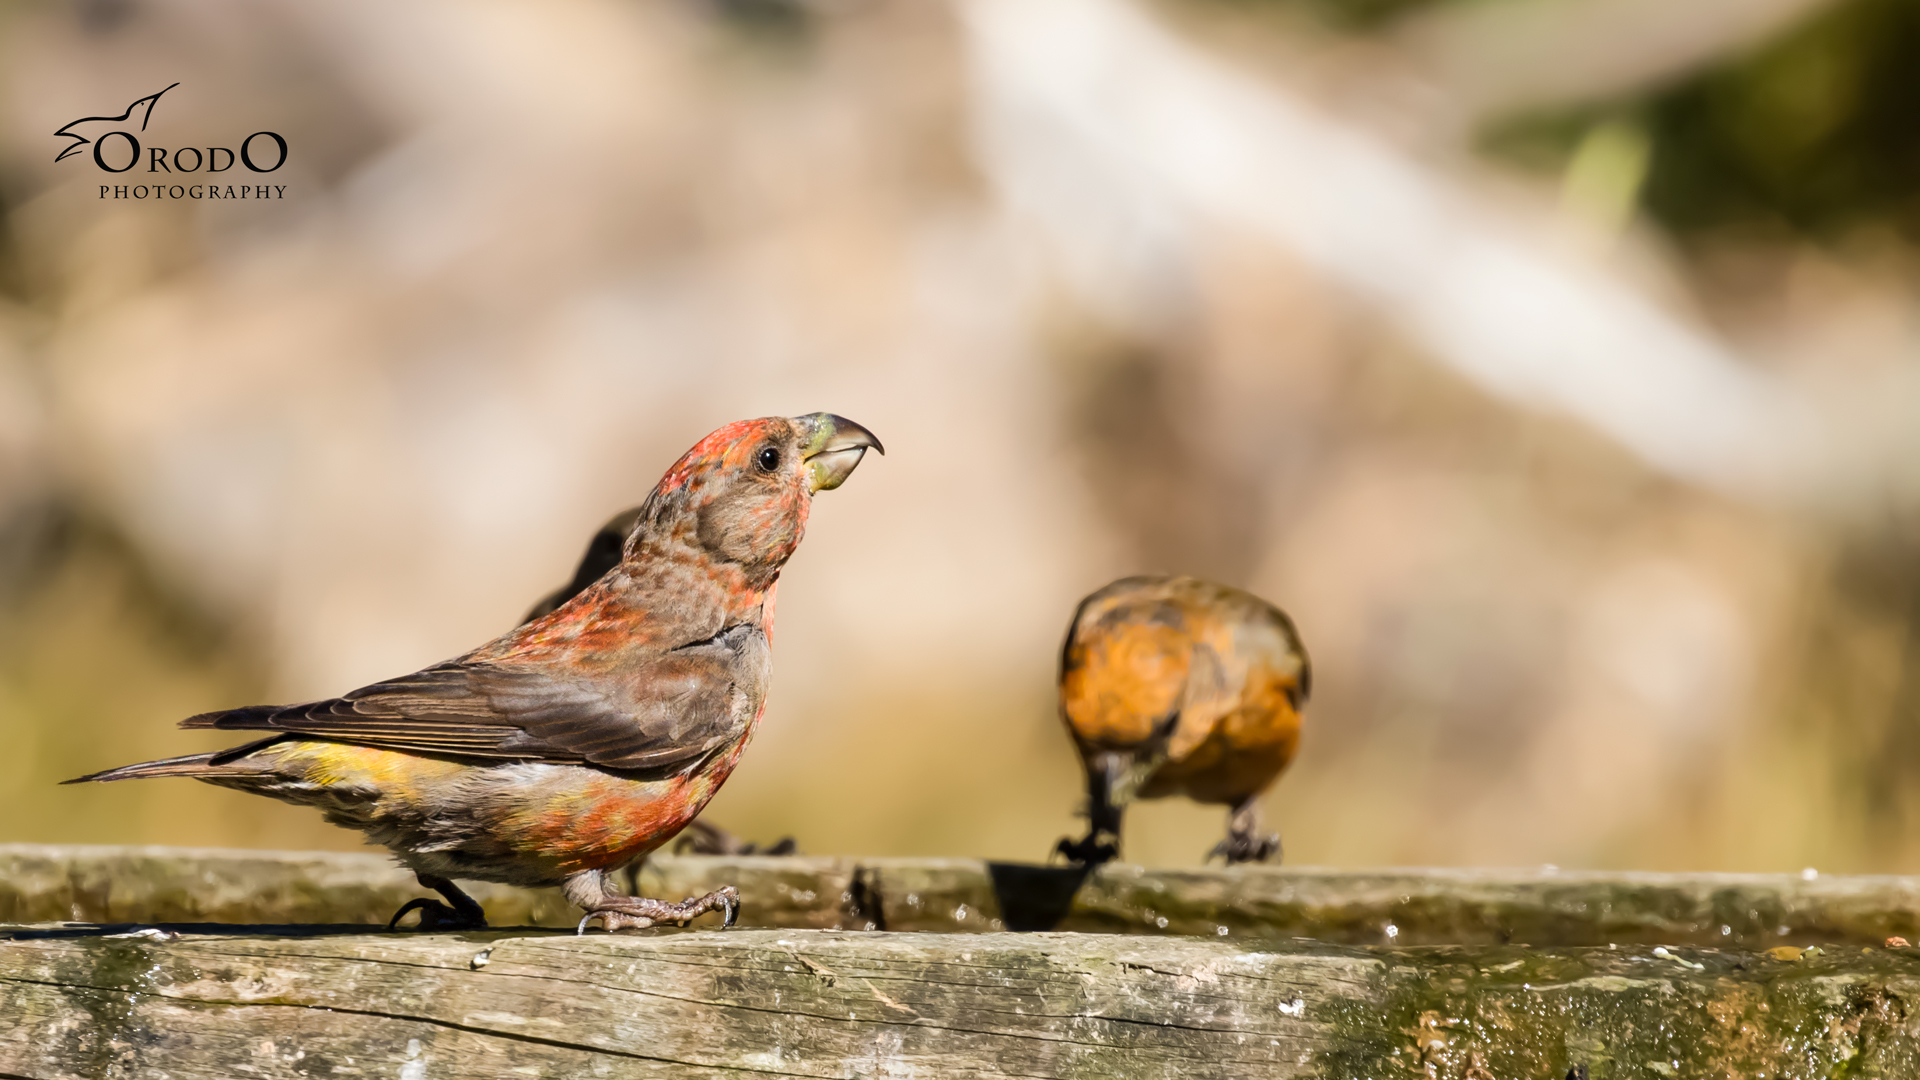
[{"left": 2, "top": 0, "right": 1918, "bottom": 872}]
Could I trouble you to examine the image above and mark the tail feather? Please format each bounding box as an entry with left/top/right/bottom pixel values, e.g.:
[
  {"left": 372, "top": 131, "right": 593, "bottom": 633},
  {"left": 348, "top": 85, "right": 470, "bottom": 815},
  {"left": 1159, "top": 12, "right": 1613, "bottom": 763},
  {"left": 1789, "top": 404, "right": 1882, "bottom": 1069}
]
[
  {"left": 63, "top": 751, "right": 229, "bottom": 784},
  {"left": 63, "top": 735, "right": 288, "bottom": 784}
]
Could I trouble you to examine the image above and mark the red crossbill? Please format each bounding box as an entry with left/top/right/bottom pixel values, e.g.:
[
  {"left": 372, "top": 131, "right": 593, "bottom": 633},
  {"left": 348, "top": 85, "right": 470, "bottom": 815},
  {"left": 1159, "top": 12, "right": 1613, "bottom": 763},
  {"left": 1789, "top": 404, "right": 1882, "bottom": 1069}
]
[
  {"left": 69, "top": 413, "right": 880, "bottom": 931},
  {"left": 1054, "top": 575, "right": 1310, "bottom": 866},
  {"left": 525, "top": 508, "right": 795, "bottom": 857}
]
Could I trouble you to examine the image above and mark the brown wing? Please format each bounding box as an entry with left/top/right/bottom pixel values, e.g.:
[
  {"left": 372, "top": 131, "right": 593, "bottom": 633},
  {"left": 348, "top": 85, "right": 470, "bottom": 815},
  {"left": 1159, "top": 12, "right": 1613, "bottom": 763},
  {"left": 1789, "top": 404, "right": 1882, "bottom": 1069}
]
[{"left": 181, "top": 626, "right": 767, "bottom": 773}]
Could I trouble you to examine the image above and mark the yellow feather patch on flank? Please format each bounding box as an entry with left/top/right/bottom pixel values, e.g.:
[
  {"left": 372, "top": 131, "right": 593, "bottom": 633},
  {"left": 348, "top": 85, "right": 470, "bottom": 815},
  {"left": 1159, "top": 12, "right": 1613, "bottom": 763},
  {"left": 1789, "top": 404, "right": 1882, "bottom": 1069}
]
[{"left": 265, "top": 740, "right": 463, "bottom": 798}]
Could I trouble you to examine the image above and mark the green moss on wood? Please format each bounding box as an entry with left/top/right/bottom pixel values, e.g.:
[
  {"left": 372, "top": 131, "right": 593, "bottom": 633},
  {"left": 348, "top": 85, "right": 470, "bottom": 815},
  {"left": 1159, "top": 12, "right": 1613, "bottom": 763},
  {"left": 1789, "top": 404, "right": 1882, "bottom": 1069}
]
[{"left": 12, "top": 846, "right": 1920, "bottom": 951}]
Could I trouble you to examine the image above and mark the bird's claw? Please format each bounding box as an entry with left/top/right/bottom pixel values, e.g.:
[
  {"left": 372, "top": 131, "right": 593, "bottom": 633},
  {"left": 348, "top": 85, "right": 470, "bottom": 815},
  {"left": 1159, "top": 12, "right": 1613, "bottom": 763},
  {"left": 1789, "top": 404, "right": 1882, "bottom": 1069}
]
[
  {"left": 576, "top": 911, "right": 622, "bottom": 934},
  {"left": 388, "top": 897, "right": 437, "bottom": 930},
  {"left": 1206, "top": 832, "right": 1282, "bottom": 866},
  {"left": 1055, "top": 834, "right": 1119, "bottom": 866},
  {"left": 576, "top": 885, "right": 741, "bottom": 934},
  {"left": 387, "top": 897, "right": 487, "bottom": 931}
]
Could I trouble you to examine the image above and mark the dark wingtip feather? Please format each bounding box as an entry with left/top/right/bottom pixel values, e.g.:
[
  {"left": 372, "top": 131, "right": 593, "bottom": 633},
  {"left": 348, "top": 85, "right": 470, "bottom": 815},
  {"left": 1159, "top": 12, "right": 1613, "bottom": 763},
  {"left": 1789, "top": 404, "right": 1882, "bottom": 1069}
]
[{"left": 178, "top": 704, "right": 277, "bottom": 730}]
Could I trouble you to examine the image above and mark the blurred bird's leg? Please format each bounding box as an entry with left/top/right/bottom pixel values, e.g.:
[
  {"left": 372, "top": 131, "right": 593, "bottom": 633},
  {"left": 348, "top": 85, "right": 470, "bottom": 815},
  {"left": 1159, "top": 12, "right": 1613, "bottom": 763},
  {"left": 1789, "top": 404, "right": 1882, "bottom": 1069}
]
[
  {"left": 1208, "top": 795, "right": 1282, "bottom": 865},
  {"left": 1056, "top": 753, "right": 1126, "bottom": 865},
  {"left": 673, "top": 820, "right": 731, "bottom": 854},
  {"left": 387, "top": 873, "right": 489, "bottom": 931},
  {"left": 566, "top": 868, "right": 740, "bottom": 933},
  {"left": 671, "top": 818, "right": 799, "bottom": 856}
]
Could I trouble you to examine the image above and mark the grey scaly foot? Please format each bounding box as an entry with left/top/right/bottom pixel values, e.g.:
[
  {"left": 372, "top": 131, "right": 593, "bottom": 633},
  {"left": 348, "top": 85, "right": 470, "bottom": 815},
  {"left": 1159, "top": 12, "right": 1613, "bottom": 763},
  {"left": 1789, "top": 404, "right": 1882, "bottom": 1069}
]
[{"left": 565, "top": 868, "right": 739, "bottom": 933}]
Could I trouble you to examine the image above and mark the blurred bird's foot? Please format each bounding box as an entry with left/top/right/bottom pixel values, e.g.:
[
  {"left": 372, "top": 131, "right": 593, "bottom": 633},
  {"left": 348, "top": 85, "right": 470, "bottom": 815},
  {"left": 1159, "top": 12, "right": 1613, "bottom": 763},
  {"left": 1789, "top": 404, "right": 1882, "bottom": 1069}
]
[
  {"left": 566, "top": 868, "right": 739, "bottom": 932},
  {"left": 1057, "top": 757, "right": 1127, "bottom": 867},
  {"left": 1207, "top": 831, "right": 1282, "bottom": 866},
  {"left": 1211, "top": 796, "right": 1281, "bottom": 865},
  {"left": 1054, "top": 832, "right": 1119, "bottom": 866},
  {"left": 388, "top": 873, "right": 488, "bottom": 931},
  {"left": 672, "top": 819, "right": 799, "bottom": 856}
]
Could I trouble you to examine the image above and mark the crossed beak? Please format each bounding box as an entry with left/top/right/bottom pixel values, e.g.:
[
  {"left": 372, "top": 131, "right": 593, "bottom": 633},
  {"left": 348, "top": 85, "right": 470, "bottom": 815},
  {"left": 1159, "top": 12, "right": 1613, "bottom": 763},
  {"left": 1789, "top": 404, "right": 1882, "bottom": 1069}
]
[{"left": 793, "top": 413, "right": 884, "bottom": 492}]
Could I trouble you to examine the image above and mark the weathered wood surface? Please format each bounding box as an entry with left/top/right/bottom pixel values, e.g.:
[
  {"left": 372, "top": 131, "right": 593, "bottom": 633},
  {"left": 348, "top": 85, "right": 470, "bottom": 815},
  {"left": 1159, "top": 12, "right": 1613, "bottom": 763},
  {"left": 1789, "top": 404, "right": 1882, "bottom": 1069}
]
[
  {"left": 2, "top": 923, "right": 1919, "bottom": 1078},
  {"left": 9, "top": 843, "right": 1920, "bottom": 948}
]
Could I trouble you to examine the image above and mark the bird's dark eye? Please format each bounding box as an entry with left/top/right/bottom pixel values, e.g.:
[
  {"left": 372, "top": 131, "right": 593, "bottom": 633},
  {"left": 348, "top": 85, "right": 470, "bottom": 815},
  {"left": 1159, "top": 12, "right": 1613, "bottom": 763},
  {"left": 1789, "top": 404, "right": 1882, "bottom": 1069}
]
[{"left": 756, "top": 446, "right": 782, "bottom": 473}]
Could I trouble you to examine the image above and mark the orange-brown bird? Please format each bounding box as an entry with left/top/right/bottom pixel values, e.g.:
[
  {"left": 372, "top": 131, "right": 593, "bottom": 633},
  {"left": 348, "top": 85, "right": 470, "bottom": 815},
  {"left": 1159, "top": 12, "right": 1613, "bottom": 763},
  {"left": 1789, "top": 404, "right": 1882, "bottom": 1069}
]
[
  {"left": 524, "top": 507, "right": 794, "bottom": 857},
  {"left": 1054, "top": 575, "right": 1309, "bottom": 866},
  {"left": 69, "top": 413, "right": 880, "bottom": 931}
]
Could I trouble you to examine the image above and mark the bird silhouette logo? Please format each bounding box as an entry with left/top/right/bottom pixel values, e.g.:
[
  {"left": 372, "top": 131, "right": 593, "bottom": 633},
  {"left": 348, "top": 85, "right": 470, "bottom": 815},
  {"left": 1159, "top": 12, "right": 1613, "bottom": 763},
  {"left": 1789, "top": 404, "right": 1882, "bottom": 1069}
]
[{"left": 54, "top": 82, "right": 179, "bottom": 163}]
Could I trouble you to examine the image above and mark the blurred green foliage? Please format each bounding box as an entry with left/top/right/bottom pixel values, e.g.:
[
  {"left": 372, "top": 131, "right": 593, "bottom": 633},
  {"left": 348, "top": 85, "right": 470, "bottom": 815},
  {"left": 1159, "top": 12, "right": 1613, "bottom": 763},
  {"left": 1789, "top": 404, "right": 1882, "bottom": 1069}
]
[
  {"left": 1487, "top": 0, "right": 1920, "bottom": 244},
  {"left": 1643, "top": 0, "right": 1920, "bottom": 241},
  {"left": 1222, "top": 0, "right": 1920, "bottom": 244}
]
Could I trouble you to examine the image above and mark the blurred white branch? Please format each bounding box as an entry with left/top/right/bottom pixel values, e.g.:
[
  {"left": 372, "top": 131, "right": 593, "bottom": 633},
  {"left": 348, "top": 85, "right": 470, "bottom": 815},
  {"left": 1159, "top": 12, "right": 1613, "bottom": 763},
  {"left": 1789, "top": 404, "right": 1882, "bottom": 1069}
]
[{"left": 961, "top": 0, "right": 1919, "bottom": 508}]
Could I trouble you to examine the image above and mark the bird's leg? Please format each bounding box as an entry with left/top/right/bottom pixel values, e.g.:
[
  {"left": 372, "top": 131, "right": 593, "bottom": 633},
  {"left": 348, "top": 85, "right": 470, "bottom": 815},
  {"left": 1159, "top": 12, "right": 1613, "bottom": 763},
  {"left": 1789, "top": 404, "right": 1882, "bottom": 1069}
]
[
  {"left": 387, "top": 872, "right": 489, "bottom": 930},
  {"left": 565, "top": 868, "right": 740, "bottom": 933},
  {"left": 1056, "top": 754, "right": 1124, "bottom": 865},
  {"left": 1208, "top": 794, "right": 1282, "bottom": 865},
  {"left": 672, "top": 818, "right": 799, "bottom": 856}
]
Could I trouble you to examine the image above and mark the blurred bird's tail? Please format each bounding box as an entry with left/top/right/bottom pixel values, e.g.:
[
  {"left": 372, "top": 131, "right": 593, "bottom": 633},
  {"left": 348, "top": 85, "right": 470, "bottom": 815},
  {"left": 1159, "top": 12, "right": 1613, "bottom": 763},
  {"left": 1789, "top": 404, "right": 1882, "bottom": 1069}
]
[{"left": 62, "top": 736, "right": 286, "bottom": 784}]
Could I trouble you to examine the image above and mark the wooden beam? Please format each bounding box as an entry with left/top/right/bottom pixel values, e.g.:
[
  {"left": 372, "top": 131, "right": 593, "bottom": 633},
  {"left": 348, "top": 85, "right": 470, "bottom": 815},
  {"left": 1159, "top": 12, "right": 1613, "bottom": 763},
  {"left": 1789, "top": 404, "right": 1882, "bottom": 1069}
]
[
  {"left": 3, "top": 923, "right": 1918, "bottom": 1078},
  {"left": 8, "top": 844, "right": 1920, "bottom": 948}
]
